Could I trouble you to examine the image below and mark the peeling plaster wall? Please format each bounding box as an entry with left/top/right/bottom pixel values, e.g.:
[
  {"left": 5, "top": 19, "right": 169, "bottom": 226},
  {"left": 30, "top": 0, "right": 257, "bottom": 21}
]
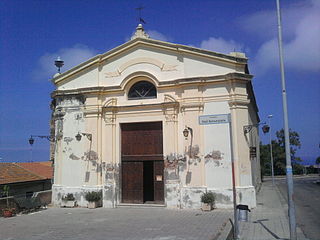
[
  {"left": 52, "top": 96, "right": 103, "bottom": 206},
  {"left": 203, "top": 102, "right": 232, "bottom": 189},
  {"left": 248, "top": 104, "right": 261, "bottom": 190},
  {"left": 52, "top": 185, "right": 102, "bottom": 207},
  {"left": 165, "top": 182, "right": 180, "bottom": 208},
  {"left": 102, "top": 163, "right": 119, "bottom": 208},
  {"left": 180, "top": 187, "right": 206, "bottom": 209},
  {"left": 52, "top": 90, "right": 258, "bottom": 210},
  {"left": 51, "top": 42, "right": 259, "bottom": 210},
  {"left": 206, "top": 186, "right": 256, "bottom": 209},
  {"left": 55, "top": 96, "right": 100, "bottom": 187}
]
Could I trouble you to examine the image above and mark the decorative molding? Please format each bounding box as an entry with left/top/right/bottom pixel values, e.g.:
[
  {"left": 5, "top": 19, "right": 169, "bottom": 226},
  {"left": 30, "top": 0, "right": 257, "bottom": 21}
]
[
  {"left": 84, "top": 105, "right": 101, "bottom": 116},
  {"left": 180, "top": 102, "right": 204, "bottom": 112},
  {"left": 104, "top": 70, "right": 120, "bottom": 78},
  {"left": 165, "top": 114, "right": 177, "bottom": 122},
  {"left": 164, "top": 94, "right": 178, "bottom": 103},
  {"left": 228, "top": 99, "right": 250, "bottom": 110},
  {"left": 102, "top": 98, "right": 117, "bottom": 125},
  {"left": 104, "top": 57, "right": 177, "bottom": 78},
  {"left": 103, "top": 98, "right": 117, "bottom": 108},
  {"left": 162, "top": 95, "right": 179, "bottom": 122},
  {"left": 162, "top": 64, "right": 178, "bottom": 71},
  {"left": 51, "top": 73, "right": 252, "bottom": 97},
  {"left": 119, "top": 57, "right": 162, "bottom": 73},
  {"left": 131, "top": 24, "right": 150, "bottom": 40}
]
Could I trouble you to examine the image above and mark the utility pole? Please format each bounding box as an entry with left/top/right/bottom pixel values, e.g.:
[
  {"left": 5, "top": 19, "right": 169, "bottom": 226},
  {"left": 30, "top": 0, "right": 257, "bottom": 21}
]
[
  {"left": 228, "top": 114, "right": 239, "bottom": 240},
  {"left": 268, "top": 115, "right": 275, "bottom": 185},
  {"left": 276, "top": 0, "right": 297, "bottom": 239}
]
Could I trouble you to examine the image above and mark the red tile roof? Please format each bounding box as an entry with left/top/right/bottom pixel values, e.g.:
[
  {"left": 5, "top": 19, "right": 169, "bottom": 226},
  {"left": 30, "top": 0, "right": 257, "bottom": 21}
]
[
  {"left": 0, "top": 162, "right": 53, "bottom": 185},
  {"left": 17, "top": 162, "right": 53, "bottom": 179}
]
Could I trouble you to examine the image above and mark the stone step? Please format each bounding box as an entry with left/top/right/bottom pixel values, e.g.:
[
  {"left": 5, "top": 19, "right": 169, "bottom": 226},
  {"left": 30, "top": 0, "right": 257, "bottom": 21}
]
[{"left": 117, "top": 203, "right": 166, "bottom": 208}]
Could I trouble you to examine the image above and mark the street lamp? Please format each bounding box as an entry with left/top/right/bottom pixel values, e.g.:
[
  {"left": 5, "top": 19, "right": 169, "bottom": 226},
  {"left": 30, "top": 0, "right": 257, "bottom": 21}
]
[
  {"left": 28, "top": 135, "right": 55, "bottom": 162},
  {"left": 183, "top": 126, "right": 193, "bottom": 154},
  {"left": 54, "top": 57, "right": 64, "bottom": 73},
  {"left": 243, "top": 122, "right": 266, "bottom": 134},
  {"left": 183, "top": 126, "right": 193, "bottom": 139},
  {"left": 28, "top": 135, "right": 55, "bottom": 146},
  {"left": 267, "top": 115, "right": 275, "bottom": 186},
  {"left": 75, "top": 132, "right": 92, "bottom": 141}
]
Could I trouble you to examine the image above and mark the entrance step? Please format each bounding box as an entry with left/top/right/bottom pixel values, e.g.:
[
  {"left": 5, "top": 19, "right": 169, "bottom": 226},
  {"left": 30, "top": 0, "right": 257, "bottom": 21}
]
[{"left": 117, "top": 203, "right": 166, "bottom": 208}]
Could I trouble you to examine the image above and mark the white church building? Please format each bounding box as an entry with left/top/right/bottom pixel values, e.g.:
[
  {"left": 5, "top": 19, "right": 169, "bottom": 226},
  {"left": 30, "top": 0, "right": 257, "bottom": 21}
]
[{"left": 50, "top": 24, "right": 261, "bottom": 209}]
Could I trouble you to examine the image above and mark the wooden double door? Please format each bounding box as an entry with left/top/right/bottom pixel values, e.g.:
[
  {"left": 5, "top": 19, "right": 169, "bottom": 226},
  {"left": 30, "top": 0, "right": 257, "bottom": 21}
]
[{"left": 121, "top": 122, "right": 164, "bottom": 204}]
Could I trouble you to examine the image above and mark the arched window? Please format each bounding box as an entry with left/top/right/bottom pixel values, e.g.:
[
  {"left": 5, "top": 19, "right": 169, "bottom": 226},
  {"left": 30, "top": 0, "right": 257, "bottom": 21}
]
[{"left": 128, "top": 81, "right": 157, "bottom": 100}]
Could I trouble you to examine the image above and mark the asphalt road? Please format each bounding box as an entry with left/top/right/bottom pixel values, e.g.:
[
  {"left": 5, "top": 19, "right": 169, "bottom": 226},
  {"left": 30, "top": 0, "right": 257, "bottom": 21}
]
[{"left": 276, "top": 175, "right": 320, "bottom": 240}]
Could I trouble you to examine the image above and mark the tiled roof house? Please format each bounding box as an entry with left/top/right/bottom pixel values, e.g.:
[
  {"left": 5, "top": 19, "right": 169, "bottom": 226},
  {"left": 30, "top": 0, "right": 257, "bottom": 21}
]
[{"left": 0, "top": 162, "right": 53, "bottom": 197}]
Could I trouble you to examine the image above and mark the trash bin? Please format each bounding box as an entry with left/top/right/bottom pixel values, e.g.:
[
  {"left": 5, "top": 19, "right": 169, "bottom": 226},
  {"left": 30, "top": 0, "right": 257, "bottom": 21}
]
[{"left": 237, "top": 204, "right": 251, "bottom": 222}]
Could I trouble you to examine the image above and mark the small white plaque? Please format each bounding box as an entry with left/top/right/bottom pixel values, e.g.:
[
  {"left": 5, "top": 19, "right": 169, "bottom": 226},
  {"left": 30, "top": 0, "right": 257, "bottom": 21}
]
[
  {"left": 199, "top": 114, "right": 230, "bottom": 125},
  {"left": 156, "top": 175, "right": 163, "bottom": 181}
]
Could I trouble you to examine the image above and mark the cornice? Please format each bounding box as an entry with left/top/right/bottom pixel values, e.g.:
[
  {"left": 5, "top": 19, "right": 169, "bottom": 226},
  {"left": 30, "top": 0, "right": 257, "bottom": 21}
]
[{"left": 51, "top": 72, "right": 252, "bottom": 98}]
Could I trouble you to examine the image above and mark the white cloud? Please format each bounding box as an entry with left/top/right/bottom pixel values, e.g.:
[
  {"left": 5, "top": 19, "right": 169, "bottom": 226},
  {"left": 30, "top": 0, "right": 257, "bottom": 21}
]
[
  {"left": 32, "top": 44, "right": 97, "bottom": 80},
  {"left": 200, "top": 37, "right": 244, "bottom": 54},
  {"left": 147, "top": 30, "right": 172, "bottom": 42},
  {"left": 245, "top": 0, "right": 320, "bottom": 75}
]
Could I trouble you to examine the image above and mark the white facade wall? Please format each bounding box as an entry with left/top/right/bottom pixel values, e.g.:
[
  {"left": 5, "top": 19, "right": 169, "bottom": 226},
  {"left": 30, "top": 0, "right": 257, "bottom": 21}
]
[{"left": 51, "top": 33, "right": 260, "bottom": 209}]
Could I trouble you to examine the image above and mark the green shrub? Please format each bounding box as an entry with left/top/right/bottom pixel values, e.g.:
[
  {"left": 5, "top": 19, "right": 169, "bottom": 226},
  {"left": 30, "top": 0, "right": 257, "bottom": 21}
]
[
  {"left": 85, "top": 190, "right": 102, "bottom": 202},
  {"left": 62, "top": 193, "right": 75, "bottom": 201},
  {"left": 201, "top": 192, "right": 215, "bottom": 204}
]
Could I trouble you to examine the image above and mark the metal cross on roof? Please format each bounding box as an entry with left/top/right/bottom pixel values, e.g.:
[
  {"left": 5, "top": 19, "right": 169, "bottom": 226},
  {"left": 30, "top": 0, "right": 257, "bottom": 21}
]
[{"left": 135, "top": 6, "right": 146, "bottom": 24}]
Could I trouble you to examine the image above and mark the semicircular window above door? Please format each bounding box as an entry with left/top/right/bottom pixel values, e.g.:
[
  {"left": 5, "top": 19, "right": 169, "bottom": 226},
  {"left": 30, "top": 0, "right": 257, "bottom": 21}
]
[{"left": 128, "top": 81, "right": 157, "bottom": 100}]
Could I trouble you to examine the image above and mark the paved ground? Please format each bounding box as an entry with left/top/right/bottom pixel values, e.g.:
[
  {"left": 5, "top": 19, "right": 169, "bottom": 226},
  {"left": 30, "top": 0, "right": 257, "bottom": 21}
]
[
  {"left": 277, "top": 175, "right": 320, "bottom": 240},
  {"left": 0, "top": 207, "right": 232, "bottom": 240},
  {"left": 2, "top": 176, "right": 317, "bottom": 240},
  {"left": 239, "top": 178, "right": 310, "bottom": 240}
]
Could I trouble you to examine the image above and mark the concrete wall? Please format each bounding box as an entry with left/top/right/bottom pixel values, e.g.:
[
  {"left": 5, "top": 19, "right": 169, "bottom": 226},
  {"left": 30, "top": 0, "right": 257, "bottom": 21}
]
[{"left": 0, "top": 180, "right": 51, "bottom": 198}]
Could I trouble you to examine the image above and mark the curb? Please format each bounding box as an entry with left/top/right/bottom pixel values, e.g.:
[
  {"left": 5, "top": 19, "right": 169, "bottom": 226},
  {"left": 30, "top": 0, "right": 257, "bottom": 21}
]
[
  {"left": 212, "top": 218, "right": 233, "bottom": 240},
  {"left": 275, "top": 183, "right": 310, "bottom": 240}
]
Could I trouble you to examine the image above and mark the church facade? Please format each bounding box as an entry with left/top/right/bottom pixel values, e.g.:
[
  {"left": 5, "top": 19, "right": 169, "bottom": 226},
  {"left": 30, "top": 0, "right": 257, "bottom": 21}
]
[{"left": 51, "top": 25, "right": 261, "bottom": 209}]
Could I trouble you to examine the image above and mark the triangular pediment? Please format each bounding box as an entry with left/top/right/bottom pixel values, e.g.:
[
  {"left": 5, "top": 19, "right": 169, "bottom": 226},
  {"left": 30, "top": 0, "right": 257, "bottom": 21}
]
[{"left": 52, "top": 27, "right": 248, "bottom": 90}]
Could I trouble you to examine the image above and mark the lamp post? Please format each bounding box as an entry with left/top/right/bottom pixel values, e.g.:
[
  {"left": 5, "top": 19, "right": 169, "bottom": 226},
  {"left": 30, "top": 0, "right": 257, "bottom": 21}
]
[
  {"left": 267, "top": 115, "right": 275, "bottom": 185},
  {"left": 276, "top": 1, "right": 297, "bottom": 239}
]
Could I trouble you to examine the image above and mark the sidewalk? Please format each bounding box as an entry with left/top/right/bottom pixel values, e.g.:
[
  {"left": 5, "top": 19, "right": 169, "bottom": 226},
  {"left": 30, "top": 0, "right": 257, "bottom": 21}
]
[{"left": 239, "top": 180, "right": 308, "bottom": 240}]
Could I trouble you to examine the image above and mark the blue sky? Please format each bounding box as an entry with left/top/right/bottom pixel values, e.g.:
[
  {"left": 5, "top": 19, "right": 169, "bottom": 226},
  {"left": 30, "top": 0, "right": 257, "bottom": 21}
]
[{"left": 0, "top": 0, "right": 319, "bottom": 164}]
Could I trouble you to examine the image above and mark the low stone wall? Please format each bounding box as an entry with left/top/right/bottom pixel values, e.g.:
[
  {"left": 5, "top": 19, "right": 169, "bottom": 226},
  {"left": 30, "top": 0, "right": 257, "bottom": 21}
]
[
  {"left": 52, "top": 185, "right": 102, "bottom": 207},
  {"left": 0, "top": 196, "right": 15, "bottom": 211},
  {"left": 0, "top": 190, "right": 52, "bottom": 216},
  {"left": 34, "top": 190, "right": 52, "bottom": 206}
]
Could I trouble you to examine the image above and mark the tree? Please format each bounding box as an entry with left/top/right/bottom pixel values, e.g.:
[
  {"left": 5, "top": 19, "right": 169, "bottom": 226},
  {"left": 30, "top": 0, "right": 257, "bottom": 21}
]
[
  {"left": 260, "top": 142, "right": 271, "bottom": 177},
  {"left": 260, "top": 128, "right": 302, "bottom": 176},
  {"left": 316, "top": 156, "right": 320, "bottom": 165}
]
